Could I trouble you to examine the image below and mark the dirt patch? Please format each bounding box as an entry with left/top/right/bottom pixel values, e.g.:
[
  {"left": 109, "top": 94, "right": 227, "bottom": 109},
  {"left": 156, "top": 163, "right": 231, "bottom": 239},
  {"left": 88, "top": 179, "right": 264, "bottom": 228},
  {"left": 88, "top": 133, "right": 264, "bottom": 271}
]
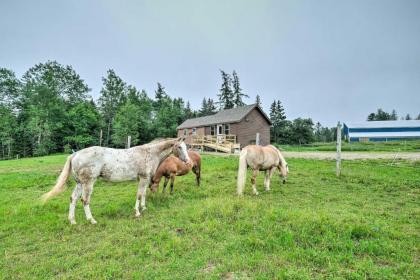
[
  {"left": 203, "top": 151, "right": 420, "bottom": 161},
  {"left": 282, "top": 151, "right": 420, "bottom": 161}
]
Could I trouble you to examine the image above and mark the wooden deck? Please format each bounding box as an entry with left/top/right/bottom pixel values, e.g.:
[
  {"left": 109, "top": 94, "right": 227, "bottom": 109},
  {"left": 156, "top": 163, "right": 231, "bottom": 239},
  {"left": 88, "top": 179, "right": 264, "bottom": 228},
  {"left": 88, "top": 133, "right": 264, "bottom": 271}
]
[{"left": 190, "top": 134, "right": 240, "bottom": 153}]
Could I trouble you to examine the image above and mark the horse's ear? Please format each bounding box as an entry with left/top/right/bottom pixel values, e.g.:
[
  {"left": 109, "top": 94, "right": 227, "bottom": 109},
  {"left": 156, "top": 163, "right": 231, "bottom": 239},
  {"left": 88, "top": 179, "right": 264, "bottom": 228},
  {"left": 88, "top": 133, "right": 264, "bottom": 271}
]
[{"left": 178, "top": 137, "right": 186, "bottom": 142}]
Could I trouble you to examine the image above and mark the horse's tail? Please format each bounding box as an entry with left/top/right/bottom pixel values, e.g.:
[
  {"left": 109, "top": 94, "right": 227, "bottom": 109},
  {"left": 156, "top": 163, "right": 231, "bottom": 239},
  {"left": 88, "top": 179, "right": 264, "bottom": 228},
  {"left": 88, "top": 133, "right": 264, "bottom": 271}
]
[
  {"left": 237, "top": 148, "right": 248, "bottom": 195},
  {"left": 41, "top": 155, "right": 73, "bottom": 203}
]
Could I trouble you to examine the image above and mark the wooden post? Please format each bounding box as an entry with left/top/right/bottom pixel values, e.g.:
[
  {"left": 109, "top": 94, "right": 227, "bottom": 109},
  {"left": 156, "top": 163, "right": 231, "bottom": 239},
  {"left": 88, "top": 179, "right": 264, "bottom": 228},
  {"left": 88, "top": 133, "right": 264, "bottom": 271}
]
[
  {"left": 336, "top": 122, "right": 342, "bottom": 177},
  {"left": 99, "top": 129, "right": 103, "bottom": 146},
  {"left": 127, "top": 135, "right": 131, "bottom": 148},
  {"left": 256, "top": 133, "right": 260, "bottom": 145}
]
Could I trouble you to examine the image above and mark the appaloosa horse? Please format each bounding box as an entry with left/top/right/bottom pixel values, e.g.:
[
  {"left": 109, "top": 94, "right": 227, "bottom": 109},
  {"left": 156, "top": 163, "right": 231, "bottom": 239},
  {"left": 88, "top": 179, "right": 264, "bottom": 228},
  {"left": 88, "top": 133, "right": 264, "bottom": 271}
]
[
  {"left": 150, "top": 150, "right": 201, "bottom": 194},
  {"left": 42, "top": 138, "right": 191, "bottom": 224},
  {"left": 237, "top": 145, "right": 288, "bottom": 195}
]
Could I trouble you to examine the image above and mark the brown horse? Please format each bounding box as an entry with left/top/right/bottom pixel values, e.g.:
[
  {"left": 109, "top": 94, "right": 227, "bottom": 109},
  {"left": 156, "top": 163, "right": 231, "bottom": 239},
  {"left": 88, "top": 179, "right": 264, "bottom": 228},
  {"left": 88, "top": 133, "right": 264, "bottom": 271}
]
[
  {"left": 237, "top": 145, "right": 288, "bottom": 195},
  {"left": 150, "top": 150, "right": 201, "bottom": 194}
]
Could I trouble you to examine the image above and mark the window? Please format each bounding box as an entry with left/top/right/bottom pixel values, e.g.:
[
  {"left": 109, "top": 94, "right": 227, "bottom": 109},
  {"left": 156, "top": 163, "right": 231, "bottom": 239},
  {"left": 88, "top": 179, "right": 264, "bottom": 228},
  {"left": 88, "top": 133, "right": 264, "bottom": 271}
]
[
  {"left": 224, "top": 124, "right": 230, "bottom": 135},
  {"left": 218, "top": 125, "right": 223, "bottom": 135},
  {"left": 192, "top": 128, "right": 197, "bottom": 135},
  {"left": 183, "top": 129, "right": 187, "bottom": 136},
  {"left": 210, "top": 126, "right": 215, "bottom": 135}
]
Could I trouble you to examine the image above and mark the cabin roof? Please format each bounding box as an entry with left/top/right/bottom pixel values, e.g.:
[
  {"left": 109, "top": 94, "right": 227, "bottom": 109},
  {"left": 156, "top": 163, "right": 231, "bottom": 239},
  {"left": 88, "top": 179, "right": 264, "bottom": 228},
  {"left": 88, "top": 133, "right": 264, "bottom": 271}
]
[{"left": 177, "top": 104, "right": 271, "bottom": 129}]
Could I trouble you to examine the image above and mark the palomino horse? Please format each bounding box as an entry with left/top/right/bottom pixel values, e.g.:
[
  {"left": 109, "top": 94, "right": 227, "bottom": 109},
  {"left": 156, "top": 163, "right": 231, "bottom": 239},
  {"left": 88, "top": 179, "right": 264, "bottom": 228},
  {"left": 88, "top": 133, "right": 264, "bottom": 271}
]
[
  {"left": 237, "top": 145, "right": 288, "bottom": 196},
  {"left": 42, "top": 138, "right": 191, "bottom": 224},
  {"left": 150, "top": 150, "right": 201, "bottom": 194}
]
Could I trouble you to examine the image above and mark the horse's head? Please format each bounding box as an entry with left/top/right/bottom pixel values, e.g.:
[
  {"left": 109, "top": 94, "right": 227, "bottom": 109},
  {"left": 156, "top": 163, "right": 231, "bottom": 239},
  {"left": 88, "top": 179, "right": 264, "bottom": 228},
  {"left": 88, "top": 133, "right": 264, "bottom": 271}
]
[
  {"left": 173, "top": 137, "right": 191, "bottom": 164},
  {"left": 280, "top": 162, "right": 289, "bottom": 184},
  {"left": 150, "top": 178, "right": 159, "bottom": 193}
]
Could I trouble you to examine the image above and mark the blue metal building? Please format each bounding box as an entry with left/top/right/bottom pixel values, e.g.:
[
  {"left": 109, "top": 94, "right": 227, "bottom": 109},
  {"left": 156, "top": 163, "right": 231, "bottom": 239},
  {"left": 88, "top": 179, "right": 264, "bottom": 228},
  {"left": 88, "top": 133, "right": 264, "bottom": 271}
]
[{"left": 343, "top": 120, "right": 420, "bottom": 142}]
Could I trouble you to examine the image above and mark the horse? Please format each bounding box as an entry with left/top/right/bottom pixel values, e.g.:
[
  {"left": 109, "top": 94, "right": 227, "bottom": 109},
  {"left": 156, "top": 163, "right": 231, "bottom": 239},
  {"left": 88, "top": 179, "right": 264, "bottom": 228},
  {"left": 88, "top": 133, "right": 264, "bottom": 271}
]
[
  {"left": 41, "top": 138, "right": 191, "bottom": 224},
  {"left": 150, "top": 150, "right": 201, "bottom": 194},
  {"left": 237, "top": 145, "right": 288, "bottom": 196}
]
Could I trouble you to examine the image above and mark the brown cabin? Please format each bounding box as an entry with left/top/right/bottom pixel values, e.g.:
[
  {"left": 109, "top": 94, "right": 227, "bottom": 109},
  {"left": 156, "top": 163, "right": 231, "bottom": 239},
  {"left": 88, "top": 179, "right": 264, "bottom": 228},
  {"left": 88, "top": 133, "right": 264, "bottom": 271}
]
[{"left": 177, "top": 104, "right": 271, "bottom": 153}]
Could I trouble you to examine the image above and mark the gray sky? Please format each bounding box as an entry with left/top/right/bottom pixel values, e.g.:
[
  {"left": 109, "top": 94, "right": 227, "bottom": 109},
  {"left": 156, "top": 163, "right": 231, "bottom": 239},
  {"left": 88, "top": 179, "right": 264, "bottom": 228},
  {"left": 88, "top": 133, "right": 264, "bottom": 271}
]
[{"left": 1, "top": 0, "right": 419, "bottom": 126}]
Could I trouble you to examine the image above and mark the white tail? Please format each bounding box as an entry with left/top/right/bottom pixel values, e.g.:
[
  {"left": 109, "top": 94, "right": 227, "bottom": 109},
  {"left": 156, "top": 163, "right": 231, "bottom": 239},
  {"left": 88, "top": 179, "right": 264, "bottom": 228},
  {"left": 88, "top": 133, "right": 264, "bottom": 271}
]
[
  {"left": 41, "top": 155, "right": 73, "bottom": 203},
  {"left": 237, "top": 148, "right": 248, "bottom": 195}
]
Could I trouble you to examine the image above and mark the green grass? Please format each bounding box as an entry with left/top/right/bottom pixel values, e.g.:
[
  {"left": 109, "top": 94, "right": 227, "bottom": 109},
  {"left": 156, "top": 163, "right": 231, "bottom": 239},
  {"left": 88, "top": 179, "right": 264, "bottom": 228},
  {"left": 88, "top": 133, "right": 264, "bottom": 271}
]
[
  {"left": 276, "top": 140, "right": 420, "bottom": 152},
  {"left": 0, "top": 154, "right": 419, "bottom": 279}
]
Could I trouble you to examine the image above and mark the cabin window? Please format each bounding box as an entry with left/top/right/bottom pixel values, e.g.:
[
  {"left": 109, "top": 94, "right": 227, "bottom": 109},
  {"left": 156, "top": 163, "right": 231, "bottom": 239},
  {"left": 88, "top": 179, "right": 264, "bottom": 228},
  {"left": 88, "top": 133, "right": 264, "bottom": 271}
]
[
  {"left": 218, "top": 125, "right": 223, "bottom": 135},
  {"left": 210, "top": 126, "right": 215, "bottom": 135},
  {"left": 183, "top": 129, "right": 187, "bottom": 136},
  {"left": 224, "top": 124, "right": 230, "bottom": 135},
  {"left": 192, "top": 128, "right": 197, "bottom": 135}
]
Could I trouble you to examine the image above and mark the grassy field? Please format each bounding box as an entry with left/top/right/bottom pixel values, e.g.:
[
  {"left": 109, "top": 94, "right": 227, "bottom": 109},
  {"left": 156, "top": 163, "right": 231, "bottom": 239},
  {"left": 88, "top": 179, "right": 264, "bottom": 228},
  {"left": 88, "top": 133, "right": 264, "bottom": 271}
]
[
  {"left": 276, "top": 140, "right": 420, "bottom": 152},
  {"left": 0, "top": 154, "right": 419, "bottom": 279}
]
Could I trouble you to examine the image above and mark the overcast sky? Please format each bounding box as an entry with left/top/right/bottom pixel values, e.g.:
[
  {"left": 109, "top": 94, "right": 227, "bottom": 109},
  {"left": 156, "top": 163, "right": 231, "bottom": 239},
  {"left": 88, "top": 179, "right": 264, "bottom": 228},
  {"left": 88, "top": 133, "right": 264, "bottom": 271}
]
[{"left": 1, "top": 0, "right": 419, "bottom": 126}]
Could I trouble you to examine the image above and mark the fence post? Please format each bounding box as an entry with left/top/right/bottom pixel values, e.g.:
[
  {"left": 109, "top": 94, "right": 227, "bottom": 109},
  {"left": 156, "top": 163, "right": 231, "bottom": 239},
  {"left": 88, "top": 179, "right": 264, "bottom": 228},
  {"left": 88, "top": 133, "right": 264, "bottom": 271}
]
[
  {"left": 127, "top": 135, "right": 131, "bottom": 148},
  {"left": 336, "top": 122, "right": 342, "bottom": 177},
  {"left": 99, "top": 129, "right": 103, "bottom": 146},
  {"left": 256, "top": 133, "right": 260, "bottom": 145}
]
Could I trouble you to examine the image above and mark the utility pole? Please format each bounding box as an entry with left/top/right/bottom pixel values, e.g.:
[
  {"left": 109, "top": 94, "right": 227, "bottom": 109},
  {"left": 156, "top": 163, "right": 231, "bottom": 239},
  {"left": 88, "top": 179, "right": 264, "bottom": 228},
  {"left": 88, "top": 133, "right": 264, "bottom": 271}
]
[{"left": 336, "top": 122, "right": 342, "bottom": 177}]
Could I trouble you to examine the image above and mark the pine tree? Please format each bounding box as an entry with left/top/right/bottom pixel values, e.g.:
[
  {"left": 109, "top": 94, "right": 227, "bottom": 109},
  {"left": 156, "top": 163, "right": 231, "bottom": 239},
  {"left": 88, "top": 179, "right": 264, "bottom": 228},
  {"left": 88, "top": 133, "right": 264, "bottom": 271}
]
[
  {"left": 391, "top": 109, "right": 398, "bottom": 120},
  {"left": 232, "top": 70, "right": 248, "bottom": 107},
  {"left": 98, "top": 69, "right": 127, "bottom": 146},
  {"left": 154, "top": 82, "right": 168, "bottom": 110},
  {"left": 199, "top": 98, "right": 208, "bottom": 116},
  {"left": 276, "top": 100, "right": 286, "bottom": 121},
  {"left": 417, "top": 114, "right": 420, "bottom": 120},
  {"left": 184, "top": 101, "right": 194, "bottom": 119},
  {"left": 207, "top": 98, "right": 217, "bottom": 115},
  {"left": 255, "top": 94, "right": 261, "bottom": 107},
  {"left": 217, "top": 70, "right": 234, "bottom": 109},
  {"left": 405, "top": 114, "right": 412, "bottom": 120}
]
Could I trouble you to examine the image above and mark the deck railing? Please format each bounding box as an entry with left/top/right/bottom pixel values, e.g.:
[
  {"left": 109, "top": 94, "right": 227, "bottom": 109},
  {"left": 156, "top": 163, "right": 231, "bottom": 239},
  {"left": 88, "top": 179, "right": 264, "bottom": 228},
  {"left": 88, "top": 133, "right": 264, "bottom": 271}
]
[{"left": 192, "top": 134, "right": 236, "bottom": 145}]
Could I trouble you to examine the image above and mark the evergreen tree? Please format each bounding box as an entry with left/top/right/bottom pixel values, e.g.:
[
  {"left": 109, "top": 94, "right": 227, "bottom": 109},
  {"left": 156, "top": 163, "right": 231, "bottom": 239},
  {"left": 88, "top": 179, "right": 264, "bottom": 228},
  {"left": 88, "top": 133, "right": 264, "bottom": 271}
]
[
  {"left": 199, "top": 98, "right": 208, "bottom": 116},
  {"left": 154, "top": 82, "right": 169, "bottom": 110},
  {"left": 255, "top": 94, "right": 261, "bottom": 107},
  {"left": 184, "top": 101, "right": 195, "bottom": 119},
  {"left": 276, "top": 100, "right": 286, "bottom": 121},
  {"left": 98, "top": 69, "right": 127, "bottom": 146},
  {"left": 232, "top": 70, "right": 248, "bottom": 107},
  {"left": 405, "top": 114, "right": 412, "bottom": 120},
  {"left": 417, "top": 114, "right": 420, "bottom": 120},
  {"left": 199, "top": 98, "right": 217, "bottom": 116},
  {"left": 217, "top": 70, "right": 234, "bottom": 109},
  {"left": 391, "top": 109, "right": 398, "bottom": 120},
  {"left": 112, "top": 100, "right": 141, "bottom": 147}
]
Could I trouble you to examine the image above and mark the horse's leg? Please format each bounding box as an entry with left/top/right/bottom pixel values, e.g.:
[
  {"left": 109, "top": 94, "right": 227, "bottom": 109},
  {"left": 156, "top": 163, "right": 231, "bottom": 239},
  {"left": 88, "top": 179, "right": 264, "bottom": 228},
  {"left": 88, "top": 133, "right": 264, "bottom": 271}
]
[
  {"left": 170, "top": 174, "right": 175, "bottom": 194},
  {"left": 135, "top": 176, "right": 149, "bottom": 218},
  {"left": 162, "top": 176, "right": 169, "bottom": 193},
  {"left": 81, "top": 180, "right": 97, "bottom": 224},
  {"left": 68, "top": 183, "right": 82, "bottom": 224},
  {"left": 194, "top": 166, "right": 201, "bottom": 186},
  {"left": 251, "top": 169, "right": 259, "bottom": 195},
  {"left": 265, "top": 167, "right": 275, "bottom": 191}
]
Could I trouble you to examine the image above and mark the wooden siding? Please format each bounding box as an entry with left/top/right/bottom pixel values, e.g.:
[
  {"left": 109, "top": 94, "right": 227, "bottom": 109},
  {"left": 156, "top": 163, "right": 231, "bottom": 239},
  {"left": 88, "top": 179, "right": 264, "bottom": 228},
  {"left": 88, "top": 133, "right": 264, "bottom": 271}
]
[
  {"left": 177, "top": 127, "right": 205, "bottom": 144},
  {"left": 230, "top": 108, "right": 270, "bottom": 147}
]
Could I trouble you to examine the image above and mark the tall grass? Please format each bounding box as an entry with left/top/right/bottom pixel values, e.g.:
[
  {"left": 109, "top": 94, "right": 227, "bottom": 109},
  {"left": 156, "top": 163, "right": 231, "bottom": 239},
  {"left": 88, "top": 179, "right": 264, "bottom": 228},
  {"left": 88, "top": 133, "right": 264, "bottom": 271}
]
[{"left": 0, "top": 154, "right": 419, "bottom": 279}]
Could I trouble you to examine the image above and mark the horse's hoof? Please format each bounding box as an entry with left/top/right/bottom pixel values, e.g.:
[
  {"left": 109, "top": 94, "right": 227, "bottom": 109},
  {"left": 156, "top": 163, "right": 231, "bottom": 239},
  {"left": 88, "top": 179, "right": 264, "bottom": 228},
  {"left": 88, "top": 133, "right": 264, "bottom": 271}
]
[
  {"left": 90, "top": 219, "right": 97, "bottom": 225},
  {"left": 141, "top": 207, "right": 147, "bottom": 211},
  {"left": 254, "top": 192, "right": 259, "bottom": 196},
  {"left": 135, "top": 213, "right": 141, "bottom": 218},
  {"left": 69, "top": 220, "right": 77, "bottom": 225}
]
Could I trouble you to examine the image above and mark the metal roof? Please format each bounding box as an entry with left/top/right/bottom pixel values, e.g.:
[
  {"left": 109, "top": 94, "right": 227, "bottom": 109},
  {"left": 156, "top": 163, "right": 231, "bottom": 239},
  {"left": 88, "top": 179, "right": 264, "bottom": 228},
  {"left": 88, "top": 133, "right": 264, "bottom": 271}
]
[
  {"left": 349, "top": 131, "right": 420, "bottom": 138},
  {"left": 344, "top": 120, "right": 420, "bottom": 129},
  {"left": 177, "top": 104, "right": 271, "bottom": 129}
]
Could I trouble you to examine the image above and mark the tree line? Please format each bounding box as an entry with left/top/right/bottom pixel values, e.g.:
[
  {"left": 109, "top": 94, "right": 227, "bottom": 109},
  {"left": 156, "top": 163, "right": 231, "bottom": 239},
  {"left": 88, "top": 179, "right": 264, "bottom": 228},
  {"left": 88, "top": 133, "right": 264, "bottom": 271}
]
[
  {"left": 2, "top": 61, "right": 417, "bottom": 159},
  {"left": 367, "top": 108, "right": 420, "bottom": 121}
]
